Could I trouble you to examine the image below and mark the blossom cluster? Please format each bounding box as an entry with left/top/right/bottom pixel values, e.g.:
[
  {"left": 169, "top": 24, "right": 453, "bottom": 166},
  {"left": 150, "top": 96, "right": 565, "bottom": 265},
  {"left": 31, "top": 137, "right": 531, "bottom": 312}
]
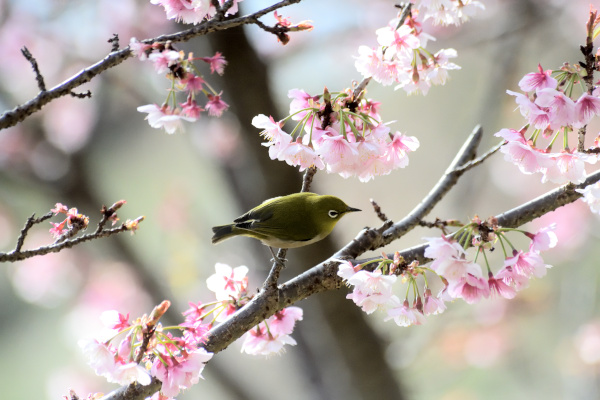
[
  {"left": 253, "top": 88, "right": 419, "bottom": 182},
  {"left": 416, "top": 0, "right": 484, "bottom": 26},
  {"left": 80, "top": 263, "right": 304, "bottom": 398},
  {"left": 354, "top": 2, "right": 479, "bottom": 95},
  {"left": 49, "top": 203, "right": 91, "bottom": 239},
  {"left": 338, "top": 218, "right": 557, "bottom": 327},
  {"left": 133, "top": 39, "right": 229, "bottom": 134},
  {"left": 79, "top": 301, "right": 213, "bottom": 399},
  {"left": 496, "top": 64, "right": 600, "bottom": 185},
  {"left": 150, "top": 0, "right": 243, "bottom": 25},
  {"left": 207, "top": 263, "right": 304, "bottom": 356}
]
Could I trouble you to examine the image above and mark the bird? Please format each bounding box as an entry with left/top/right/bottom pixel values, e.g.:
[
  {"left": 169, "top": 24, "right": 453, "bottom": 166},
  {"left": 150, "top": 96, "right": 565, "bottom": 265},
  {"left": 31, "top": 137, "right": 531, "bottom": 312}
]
[{"left": 211, "top": 192, "right": 361, "bottom": 264}]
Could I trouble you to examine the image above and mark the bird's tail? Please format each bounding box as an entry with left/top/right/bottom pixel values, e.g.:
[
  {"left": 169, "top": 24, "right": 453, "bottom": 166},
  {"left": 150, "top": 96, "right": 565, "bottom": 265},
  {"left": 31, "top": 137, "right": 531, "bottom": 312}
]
[{"left": 211, "top": 224, "right": 236, "bottom": 244}]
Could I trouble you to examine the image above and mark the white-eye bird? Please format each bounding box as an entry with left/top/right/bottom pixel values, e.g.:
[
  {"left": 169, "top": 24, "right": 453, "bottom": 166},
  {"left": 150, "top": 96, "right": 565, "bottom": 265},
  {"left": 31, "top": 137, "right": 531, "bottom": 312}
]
[{"left": 211, "top": 192, "right": 361, "bottom": 261}]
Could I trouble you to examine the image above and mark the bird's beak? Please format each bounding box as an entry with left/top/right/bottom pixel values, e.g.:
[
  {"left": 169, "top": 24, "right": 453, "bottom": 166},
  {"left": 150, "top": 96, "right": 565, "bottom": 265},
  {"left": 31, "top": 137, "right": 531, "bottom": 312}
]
[{"left": 346, "top": 206, "right": 361, "bottom": 213}]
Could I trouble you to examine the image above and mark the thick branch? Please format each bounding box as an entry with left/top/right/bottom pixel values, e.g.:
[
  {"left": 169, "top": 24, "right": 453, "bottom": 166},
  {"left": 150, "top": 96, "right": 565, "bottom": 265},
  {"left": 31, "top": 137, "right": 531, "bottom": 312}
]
[
  {"left": 0, "top": 0, "right": 302, "bottom": 131},
  {"left": 99, "top": 144, "right": 600, "bottom": 400}
]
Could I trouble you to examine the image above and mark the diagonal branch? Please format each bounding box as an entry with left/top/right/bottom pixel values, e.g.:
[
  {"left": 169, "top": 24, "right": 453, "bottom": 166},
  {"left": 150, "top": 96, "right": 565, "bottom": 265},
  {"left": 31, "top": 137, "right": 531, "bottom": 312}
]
[
  {"left": 0, "top": 0, "right": 303, "bottom": 131},
  {"left": 97, "top": 136, "right": 600, "bottom": 400}
]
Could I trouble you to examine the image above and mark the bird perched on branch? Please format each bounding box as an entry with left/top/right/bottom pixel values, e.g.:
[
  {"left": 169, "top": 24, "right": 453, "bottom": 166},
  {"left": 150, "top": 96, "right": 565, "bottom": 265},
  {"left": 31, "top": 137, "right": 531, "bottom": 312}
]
[{"left": 211, "top": 192, "right": 360, "bottom": 264}]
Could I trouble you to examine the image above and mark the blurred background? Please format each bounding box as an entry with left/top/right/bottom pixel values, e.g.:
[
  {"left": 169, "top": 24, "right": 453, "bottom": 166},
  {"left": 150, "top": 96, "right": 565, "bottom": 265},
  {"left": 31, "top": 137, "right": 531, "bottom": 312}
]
[{"left": 1, "top": 0, "right": 600, "bottom": 399}]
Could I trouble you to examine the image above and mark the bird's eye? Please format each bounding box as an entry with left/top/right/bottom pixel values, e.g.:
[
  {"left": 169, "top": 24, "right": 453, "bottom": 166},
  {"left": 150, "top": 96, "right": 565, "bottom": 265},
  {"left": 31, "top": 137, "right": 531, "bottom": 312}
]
[{"left": 328, "top": 210, "right": 339, "bottom": 219}]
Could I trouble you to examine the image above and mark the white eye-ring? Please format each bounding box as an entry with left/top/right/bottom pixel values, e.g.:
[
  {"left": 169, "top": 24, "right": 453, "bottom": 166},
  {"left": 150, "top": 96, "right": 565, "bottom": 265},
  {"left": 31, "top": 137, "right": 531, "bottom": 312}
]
[{"left": 328, "top": 210, "right": 339, "bottom": 218}]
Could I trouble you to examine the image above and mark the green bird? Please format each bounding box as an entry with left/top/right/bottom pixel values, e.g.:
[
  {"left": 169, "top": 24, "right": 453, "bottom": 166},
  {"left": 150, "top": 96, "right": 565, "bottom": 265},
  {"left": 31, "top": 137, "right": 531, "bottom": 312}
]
[{"left": 211, "top": 192, "right": 361, "bottom": 261}]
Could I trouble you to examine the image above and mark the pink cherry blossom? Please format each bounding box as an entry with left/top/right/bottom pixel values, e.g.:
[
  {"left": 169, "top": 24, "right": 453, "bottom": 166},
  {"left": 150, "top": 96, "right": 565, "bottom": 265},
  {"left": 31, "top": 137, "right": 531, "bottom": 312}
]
[
  {"left": 150, "top": 0, "right": 211, "bottom": 25},
  {"left": 376, "top": 25, "right": 420, "bottom": 58},
  {"left": 534, "top": 88, "right": 575, "bottom": 129},
  {"left": 541, "top": 151, "right": 589, "bottom": 185},
  {"left": 435, "top": 257, "right": 483, "bottom": 283},
  {"left": 496, "top": 136, "right": 552, "bottom": 175},
  {"left": 148, "top": 50, "right": 182, "bottom": 74},
  {"left": 574, "top": 93, "right": 600, "bottom": 128},
  {"left": 347, "top": 288, "right": 399, "bottom": 314},
  {"left": 240, "top": 325, "right": 297, "bottom": 356},
  {"left": 278, "top": 140, "right": 325, "bottom": 171},
  {"left": 181, "top": 74, "right": 205, "bottom": 92},
  {"left": 288, "top": 88, "right": 319, "bottom": 120},
  {"left": 151, "top": 348, "right": 213, "bottom": 398},
  {"left": 385, "top": 298, "right": 426, "bottom": 327},
  {"left": 506, "top": 90, "right": 551, "bottom": 129},
  {"left": 78, "top": 338, "right": 116, "bottom": 377},
  {"left": 205, "top": 94, "right": 229, "bottom": 117},
  {"left": 448, "top": 273, "right": 490, "bottom": 304},
  {"left": 201, "top": 52, "right": 227, "bottom": 75},
  {"left": 206, "top": 263, "right": 248, "bottom": 301},
  {"left": 518, "top": 64, "right": 557, "bottom": 92},
  {"left": 346, "top": 269, "right": 397, "bottom": 296},
  {"left": 528, "top": 224, "right": 558, "bottom": 252},
  {"left": 384, "top": 132, "right": 420, "bottom": 169},
  {"left": 268, "top": 306, "right": 303, "bottom": 336},
  {"left": 355, "top": 46, "right": 398, "bottom": 86},
  {"left": 180, "top": 99, "right": 204, "bottom": 119},
  {"left": 423, "top": 288, "right": 446, "bottom": 315},
  {"left": 315, "top": 134, "right": 359, "bottom": 165},
  {"left": 129, "top": 38, "right": 152, "bottom": 61},
  {"left": 137, "top": 104, "right": 196, "bottom": 134},
  {"left": 487, "top": 272, "right": 516, "bottom": 299},
  {"left": 504, "top": 250, "right": 549, "bottom": 278},
  {"left": 336, "top": 259, "right": 361, "bottom": 280},
  {"left": 424, "top": 236, "right": 465, "bottom": 260},
  {"left": 495, "top": 266, "right": 530, "bottom": 291},
  {"left": 576, "top": 181, "right": 600, "bottom": 214},
  {"left": 427, "top": 48, "right": 461, "bottom": 85},
  {"left": 113, "top": 362, "right": 152, "bottom": 386},
  {"left": 100, "top": 310, "right": 130, "bottom": 332}
]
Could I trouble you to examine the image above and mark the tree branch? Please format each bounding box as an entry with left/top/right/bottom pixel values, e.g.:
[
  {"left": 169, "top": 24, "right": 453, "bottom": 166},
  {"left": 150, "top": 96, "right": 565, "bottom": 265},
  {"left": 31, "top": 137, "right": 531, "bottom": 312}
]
[
  {"left": 0, "top": 202, "right": 143, "bottom": 263},
  {"left": 97, "top": 126, "right": 600, "bottom": 400},
  {"left": 0, "top": 0, "right": 303, "bottom": 131}
]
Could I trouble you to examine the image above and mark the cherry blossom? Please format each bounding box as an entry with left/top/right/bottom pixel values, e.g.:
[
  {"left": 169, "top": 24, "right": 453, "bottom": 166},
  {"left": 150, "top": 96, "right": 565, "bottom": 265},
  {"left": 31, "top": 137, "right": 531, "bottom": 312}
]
[
  {"left": 576, "top": 181, "right": 600, "bottom": 214},
  {"left": 151, "top": 348, "right": 213, "bottom": 398}
]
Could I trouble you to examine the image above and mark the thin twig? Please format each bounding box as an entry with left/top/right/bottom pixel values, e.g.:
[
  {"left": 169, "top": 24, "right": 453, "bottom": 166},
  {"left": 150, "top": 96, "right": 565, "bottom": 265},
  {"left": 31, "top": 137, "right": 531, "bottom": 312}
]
[
  {"left": 300, "top": 166, "right": 318, "bottom": 192},
  {"left": 21, "top": 47, "right": 46, "bottom": 92},
  {"left": 451, "top": 139, "right": 503, "bottom": 173},
  {"left": 370, "top": 199, "right": 389, "bottom": 222},
  {"left": 0, "top": 221, "right": 142, "bottom": 263},
  {"left": 108, "top": 34, "right": 120, "bottom": 52},
  {"left": 14, "top": 212, "right": 53, "bottom": 252}
]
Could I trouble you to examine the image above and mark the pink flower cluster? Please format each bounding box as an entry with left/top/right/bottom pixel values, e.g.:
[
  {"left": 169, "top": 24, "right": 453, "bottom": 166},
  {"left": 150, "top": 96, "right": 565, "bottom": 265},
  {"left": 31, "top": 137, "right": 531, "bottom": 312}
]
[
  {"left": 355, "top": 8, "right": 461, "bottom": 95},
  {"left": 49, "top": 203, "right": 90, "bottom": 239},
  {"left": 205, "top": 263, "right": 304, "bottom": 356},
  {"left": 253, "top": 88, "right": 419, "bottom": 182},
  {"left": 150, "top": 0, "right": 243, "bottom": 24},
  {"left": 206, "top": 263, "right": 251, "bottom": 322},
  {"left": 337, "top": 257, "right": 445, "bottom": 327},
  {"left": 337, "top": 221, "right": 558, "bottom": 326},
  {"left": 425, "top": 222, "right": 557, "bottom": 304},
  {"left": 79, "top": 305, "right": 214, "bottom": 398},
  {"left": 240, "top": 307, "right": 303, "bottom": 355},
  {"left": 495, "top": 64, "right": 600, "bottom": 184},
  {"left": 132, "top": 38, "right": 229, "bottom": 134},
  {"left": 416, "top": 0, "right": 484, "bottom": 26}
]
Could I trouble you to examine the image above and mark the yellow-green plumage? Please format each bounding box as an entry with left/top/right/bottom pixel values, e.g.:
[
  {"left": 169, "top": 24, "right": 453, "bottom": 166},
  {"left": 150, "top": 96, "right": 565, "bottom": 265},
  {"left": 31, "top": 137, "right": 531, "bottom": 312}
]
[{"left": 211, "top": 192, "right": 360, "bottom": 249}]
